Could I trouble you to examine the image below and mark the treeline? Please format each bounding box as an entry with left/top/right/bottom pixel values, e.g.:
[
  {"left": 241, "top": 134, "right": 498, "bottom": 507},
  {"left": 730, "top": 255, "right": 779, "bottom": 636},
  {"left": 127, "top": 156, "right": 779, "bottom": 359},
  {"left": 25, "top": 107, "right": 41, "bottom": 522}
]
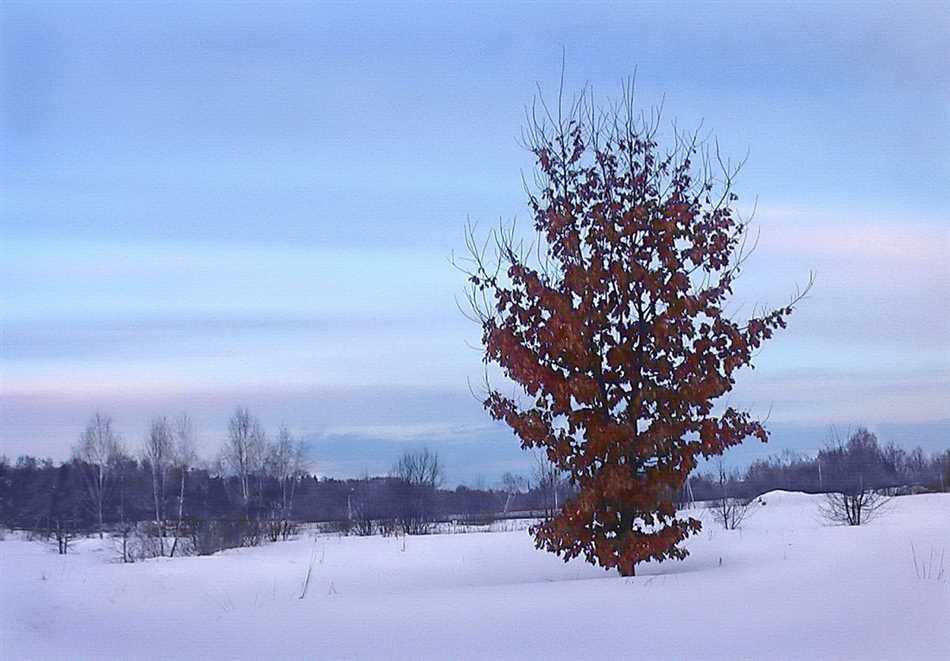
[
  {"left": 0, "top": 456, "right": 545, "bottom": 533},
  {"left": 0, "top": 408, "right": 568, "bottom": 551},
  {"left": 687, "top": 428, "right": 950, "bottom": 502}
]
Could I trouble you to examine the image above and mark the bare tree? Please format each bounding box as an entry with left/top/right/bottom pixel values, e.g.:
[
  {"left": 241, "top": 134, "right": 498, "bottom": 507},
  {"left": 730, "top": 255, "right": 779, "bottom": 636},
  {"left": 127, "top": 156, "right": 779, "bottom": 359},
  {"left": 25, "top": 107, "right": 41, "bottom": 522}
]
[
  {"left": 818, "top": 429, "right": 892, "bottom": 526},
  {"left": 73, "top": 412, "right": 123, "bottom": 537},
  {"left": 712, "top": 461, "right": 755, "bottom": 530},
  {"left": 391, "top": 448, "right": 444, "bottom": 534},
  {"left": 173, "top": 412, "right": 197, "bottom": 523},
  {"left": 905, "top": 446, "right": 928, "bottom": 485},
  {"left": 222, "top": 407, "right": 265, "bottom": 506},
  {"left": 349, "top": 473, "right": 379, "bottom": 536},
  {"left": 51, "top": 518, "right": 76, "bottom": 555},
  {"left": 165, "top": 413, "right": 198, "bottom": 557},
  {"left": 939, "top": 450, "right": 950, "bottom": 492},
  {"left": 143, "top": 417, "right": 174, "bottom": 554},
  {"left": 267, "top": 425, "right": 307, "bottom": 516},
  {"left": 532, "top": 450, "right": 564, "bottom": 519},
  {"left": 393, "top": 447, "right": 444, "bottom": 489},
  {"left": 819, "top": 479, "right": 890, "bottom": 526},
  {"left": 499, "top": 472, "right": 528, "bottom": 514}
]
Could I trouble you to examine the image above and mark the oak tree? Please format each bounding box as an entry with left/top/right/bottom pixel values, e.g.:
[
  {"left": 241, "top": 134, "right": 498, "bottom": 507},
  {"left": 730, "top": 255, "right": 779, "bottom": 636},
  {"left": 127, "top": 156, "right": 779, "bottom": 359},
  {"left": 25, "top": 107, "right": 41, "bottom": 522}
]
[{"left": 463, "top": 83, "right": 809, "bottom": 576}]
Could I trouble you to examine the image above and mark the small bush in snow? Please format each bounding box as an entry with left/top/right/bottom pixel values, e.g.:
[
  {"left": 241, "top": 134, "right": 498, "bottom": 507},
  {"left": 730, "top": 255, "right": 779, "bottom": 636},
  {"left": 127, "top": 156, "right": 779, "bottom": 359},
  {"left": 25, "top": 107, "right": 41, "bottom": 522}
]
[
  {"left": 266, "top": 518, "right": 298, "bottom": 542},
  {"left": 818, "top": 488, "right": 890, "bottom": 526},
  {"left": 712, "top": 463, "right": 756, "bottom": 530},
  {"left": 712, "top": 497, "right": 756, "bottom": 530},
  {"left": 112, "top": 522, "right": 169, "bottom": 562}
]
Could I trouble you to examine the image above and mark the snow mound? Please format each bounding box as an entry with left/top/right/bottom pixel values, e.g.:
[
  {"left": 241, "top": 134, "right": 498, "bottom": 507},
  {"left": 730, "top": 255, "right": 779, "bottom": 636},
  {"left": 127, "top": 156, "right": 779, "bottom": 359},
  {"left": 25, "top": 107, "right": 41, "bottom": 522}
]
[{"left": 754, "top": 489, "right": 826, "bottom": 506}]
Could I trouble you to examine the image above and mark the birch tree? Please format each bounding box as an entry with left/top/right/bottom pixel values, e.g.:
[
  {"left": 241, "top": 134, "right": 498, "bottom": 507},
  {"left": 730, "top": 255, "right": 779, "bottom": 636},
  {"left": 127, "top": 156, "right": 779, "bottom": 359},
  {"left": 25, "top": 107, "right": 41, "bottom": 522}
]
[
  {"left": 223, "top": 407, "right": 265, "bottom": 506},
  {"left": 173, "top": 412, "right": 197, "bottom": 523},
  {"left": 74, "top": 412, "right": 123, "bottom": 537},
  {"left": 267, "top": 425, "right": 307, "bottom": 516},
  {"left": 143, "top": 417, "right": 174, "bottom": 553}
]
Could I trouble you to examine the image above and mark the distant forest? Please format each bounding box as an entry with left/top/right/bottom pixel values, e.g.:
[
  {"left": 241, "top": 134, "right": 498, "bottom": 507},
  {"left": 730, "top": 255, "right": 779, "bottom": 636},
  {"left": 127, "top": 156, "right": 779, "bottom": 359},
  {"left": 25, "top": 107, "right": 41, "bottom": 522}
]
[
  {"left": 688, "top": 428, "right": 949, "bottom": 501},
  {"left": 2, "top": 410, "right": 947, "bottom": 557}
]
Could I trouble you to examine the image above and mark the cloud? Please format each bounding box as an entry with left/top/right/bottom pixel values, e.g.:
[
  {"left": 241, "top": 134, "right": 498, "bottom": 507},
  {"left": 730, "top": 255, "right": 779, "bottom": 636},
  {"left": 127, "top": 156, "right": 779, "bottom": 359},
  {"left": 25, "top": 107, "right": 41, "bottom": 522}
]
[
  {"left": 730, "top": 367, "right": 950, "bottom": 425},
  {"left": 753, "top": 206, "right": 949, "bottom": 265},
  {"left": 0, "top": 240, "right": 457, "bottom": 322},
  {"left": 316, "top": 422, "right": 498, "bottom": 443},
  {"left": 0, "top": 384, "right": 490, "bottom": 460}
]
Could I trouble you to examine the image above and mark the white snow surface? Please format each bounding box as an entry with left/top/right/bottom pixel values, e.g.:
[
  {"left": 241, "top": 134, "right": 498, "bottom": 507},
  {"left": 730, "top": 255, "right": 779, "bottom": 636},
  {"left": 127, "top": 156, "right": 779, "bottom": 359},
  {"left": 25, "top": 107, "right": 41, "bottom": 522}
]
[{"left": 2, "top": 491, "right": 948, "bottom": 660}]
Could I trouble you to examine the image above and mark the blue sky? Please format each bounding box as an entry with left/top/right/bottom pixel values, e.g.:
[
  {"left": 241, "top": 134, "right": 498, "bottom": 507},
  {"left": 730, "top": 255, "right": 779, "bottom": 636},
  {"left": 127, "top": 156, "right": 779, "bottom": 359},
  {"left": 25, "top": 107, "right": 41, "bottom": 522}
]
[{"left": 2, "top": 1, "right": 948, "bottom": 483}]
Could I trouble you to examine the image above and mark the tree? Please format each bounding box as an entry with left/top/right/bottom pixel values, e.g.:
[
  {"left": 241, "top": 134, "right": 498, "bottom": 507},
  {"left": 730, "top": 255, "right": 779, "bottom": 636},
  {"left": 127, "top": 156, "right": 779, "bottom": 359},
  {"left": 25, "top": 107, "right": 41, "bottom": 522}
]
[
  {"left": 222, "top": 407, "right": 265, "bottom": 507},
  {"left": 173, "top": 412, "right": 198, "bottom": 523},
  {"left": 38, "top": 461, "right": 81, "bottom": 553},
  {"left": 712, "top": 461, "right": 754, "bottom": 530},
  {"left": 393, "top": 447, "right": 444, "bottom": 491},
  {"left": 499, "top": 471, "right": 528, "bottom": 513},
  {"left": 266, "top": 425, "right": 307, "bottom": 516},
  {"left": 532, "top": 449, "right": 565, "bottom": 519},
  {"left": 143, "top": 417, "right": 174, "bottom": 554},
  {"left": 938, "top": 450, "right": 950, "bottom": 492},
  {"left": 0, "top": 455, "right": 11, "bottom": 527},
  {"left": 74, "top": 412, "right": 124, "bottom": 537},
  {"left": 818, "top": 428, "right": 892, "bottom": 526},
  {"left": 819, "top": 487, "right": 889, "bottom": 526},
  {"left": 462, "top": 82, "right": 808, "bottom": 575},
  {"left": 48, "top": 466, "right": 79, "bottom": 554},
  {"left": 391, "top": 448, "right": 444, "bottom": 534}
]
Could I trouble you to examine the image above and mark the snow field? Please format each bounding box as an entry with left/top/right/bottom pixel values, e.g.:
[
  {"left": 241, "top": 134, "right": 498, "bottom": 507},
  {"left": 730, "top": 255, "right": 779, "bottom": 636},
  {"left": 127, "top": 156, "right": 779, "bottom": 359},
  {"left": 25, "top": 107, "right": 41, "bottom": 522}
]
[{"left": 1, "top": 491, "right": 948, "bottom": 660}]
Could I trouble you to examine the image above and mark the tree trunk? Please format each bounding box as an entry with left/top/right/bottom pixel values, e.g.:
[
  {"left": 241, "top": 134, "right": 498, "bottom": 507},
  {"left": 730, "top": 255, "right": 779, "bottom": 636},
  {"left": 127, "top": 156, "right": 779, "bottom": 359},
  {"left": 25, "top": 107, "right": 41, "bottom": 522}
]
[
  {"left": 619, "top": 563, "right": 636, "bottom": 577},
  {"left": 97, "top": 463, "right": 106, "bottom": 539},
  {"left": 178, "top": 469, "right": 186, "bottom": 521},
  {"left": 152, "top": 469, "right": 165, "bottom": 556}
]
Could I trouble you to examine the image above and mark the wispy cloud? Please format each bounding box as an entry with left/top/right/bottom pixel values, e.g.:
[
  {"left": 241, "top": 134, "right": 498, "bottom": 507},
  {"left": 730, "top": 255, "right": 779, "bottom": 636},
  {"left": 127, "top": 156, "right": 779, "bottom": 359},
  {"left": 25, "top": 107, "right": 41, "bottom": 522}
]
[
  {"left": 318, "top": 422, "right": 498, "bottom": 443},
  {"left": 754, "top": 206, "right": 949, "bottom": 265},
  {"left": 731, "top": 367, "right": 950, "bottom": 425}
]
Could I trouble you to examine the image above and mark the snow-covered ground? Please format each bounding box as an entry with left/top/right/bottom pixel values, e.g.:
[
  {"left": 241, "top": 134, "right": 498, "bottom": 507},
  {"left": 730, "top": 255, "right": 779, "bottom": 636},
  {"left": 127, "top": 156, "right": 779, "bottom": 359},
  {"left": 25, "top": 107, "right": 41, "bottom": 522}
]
[{"left": 2, "top": 491, "right": 948, "bottom": 660}]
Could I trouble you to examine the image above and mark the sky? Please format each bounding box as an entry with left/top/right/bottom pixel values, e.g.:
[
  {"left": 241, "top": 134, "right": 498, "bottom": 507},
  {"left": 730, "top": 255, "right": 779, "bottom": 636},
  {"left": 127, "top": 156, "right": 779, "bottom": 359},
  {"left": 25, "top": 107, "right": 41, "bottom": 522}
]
[{"left": 2, "top": 1, "right": 948, "bottom": 483}]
